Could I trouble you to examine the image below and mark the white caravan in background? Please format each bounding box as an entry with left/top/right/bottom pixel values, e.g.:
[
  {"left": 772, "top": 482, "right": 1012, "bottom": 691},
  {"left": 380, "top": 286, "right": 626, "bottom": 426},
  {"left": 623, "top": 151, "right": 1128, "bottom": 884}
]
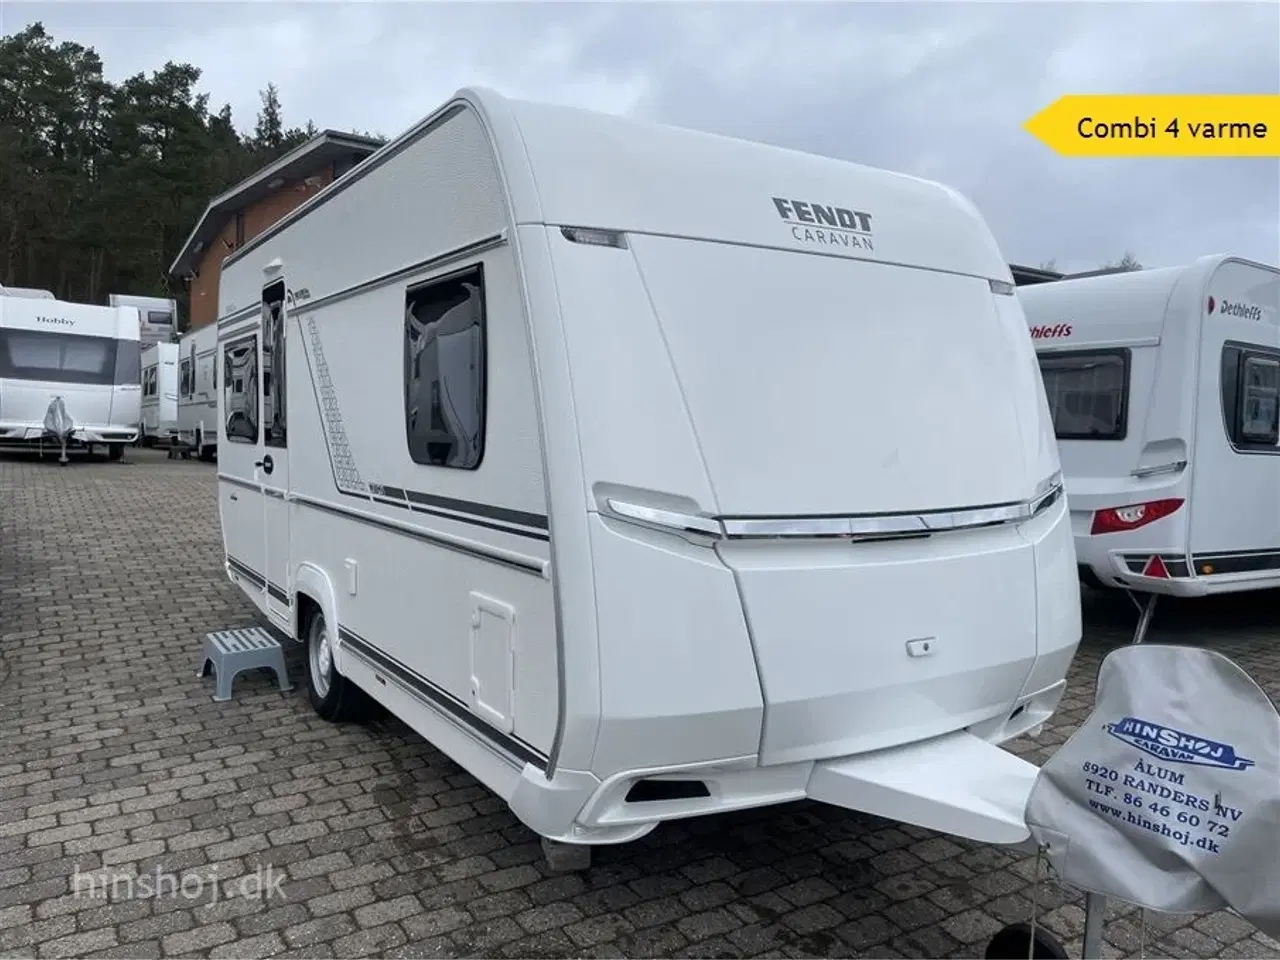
[
  {"left": 175, "top": 323, "right": 218, "bottom": 460},
  {"left": 1021, "top": 254, "right": 1280, "bottom": 606},
  {"left": 215, "top": 87, "right": 1080, "bottom": 859},
  {"left": 0, "top": 285, "right": 55, "bottom": 300},
  {"left": 140, "top": 342, "right": 179, "bottom": 446},
  {"left": 0, "top": 293, "right": 141, "bottom": 460},
  {"left": 109, "top": 293, "right": 177, "bottom": 349}
]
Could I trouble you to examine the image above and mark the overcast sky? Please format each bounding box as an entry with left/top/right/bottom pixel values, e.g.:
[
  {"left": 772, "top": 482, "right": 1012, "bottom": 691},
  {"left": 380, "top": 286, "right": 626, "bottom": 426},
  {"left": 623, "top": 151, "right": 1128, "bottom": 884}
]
[{"left": 4, "top": 1, "right": 1278, "bottom": 273}]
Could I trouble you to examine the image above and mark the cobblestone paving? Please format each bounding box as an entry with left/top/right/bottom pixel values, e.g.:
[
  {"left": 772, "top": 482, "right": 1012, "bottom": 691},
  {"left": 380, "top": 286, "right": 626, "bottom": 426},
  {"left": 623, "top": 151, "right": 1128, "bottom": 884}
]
[{"left": 1, "top": 447, "right": 1278, "bottom": 959}]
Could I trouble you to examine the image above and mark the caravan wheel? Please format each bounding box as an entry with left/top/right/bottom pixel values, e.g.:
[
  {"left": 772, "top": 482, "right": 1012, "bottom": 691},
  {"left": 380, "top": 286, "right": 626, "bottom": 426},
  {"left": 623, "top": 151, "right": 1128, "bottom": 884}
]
[{"left": 304, "top": 607, "right": 367, "bottom": 723}]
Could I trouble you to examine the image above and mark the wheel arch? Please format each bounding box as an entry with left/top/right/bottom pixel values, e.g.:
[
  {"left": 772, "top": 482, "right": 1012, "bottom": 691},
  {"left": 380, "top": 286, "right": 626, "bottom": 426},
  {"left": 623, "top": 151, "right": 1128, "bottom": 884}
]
[{"left": 292, "top": 562, "right": 340, "bottom": 652}]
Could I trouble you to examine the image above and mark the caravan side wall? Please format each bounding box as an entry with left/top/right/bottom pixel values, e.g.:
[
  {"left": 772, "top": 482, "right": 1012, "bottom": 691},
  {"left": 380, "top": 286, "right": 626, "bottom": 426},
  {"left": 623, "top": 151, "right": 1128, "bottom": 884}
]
[
  {"left": 176, "top": 325, "right": 219, "bottom": 454},
  {"left": 216, "top": 107, "right": 560, "bottom": 766},
  {"left": 1188, "top": 260, "right": 1280, "bottom": 586}
]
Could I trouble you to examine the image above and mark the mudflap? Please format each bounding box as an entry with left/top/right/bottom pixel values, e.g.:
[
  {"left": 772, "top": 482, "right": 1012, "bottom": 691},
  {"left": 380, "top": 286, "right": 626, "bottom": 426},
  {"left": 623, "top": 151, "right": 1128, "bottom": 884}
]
[{"left": 807, "top": 730, "right": 1037, "bottom": 845}]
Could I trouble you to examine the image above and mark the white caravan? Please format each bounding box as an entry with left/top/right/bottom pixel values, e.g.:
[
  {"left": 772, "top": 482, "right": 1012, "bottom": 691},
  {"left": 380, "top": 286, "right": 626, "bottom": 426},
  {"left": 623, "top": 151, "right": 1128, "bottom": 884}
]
[
  {"left": 0, "top": 292, "right": 141, "bottom": 459},
  {"left": 140, "top": 342, "right": 179, "bottom": 445},
  {"left": 0, "top": 285, "right": 55, "bottom": 300},
  {"left": 1021, "top": 255, "right": 1280, "bottom": 606},
  {"left": 109, "top": 293, "right": 177, "bottom": 349},
  {"left": 215, "top": 87, "right": 1081, "bottom": 855},
  {"left": 175, "top": 323, "right": 219, "bottom": 460}
]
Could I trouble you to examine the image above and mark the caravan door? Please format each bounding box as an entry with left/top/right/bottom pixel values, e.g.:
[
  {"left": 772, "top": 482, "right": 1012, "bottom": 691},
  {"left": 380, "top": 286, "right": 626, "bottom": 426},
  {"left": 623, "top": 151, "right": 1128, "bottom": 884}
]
[
  {"left": 260, "top": 279, "right": 291, "bottom": 626},
  {"left": 219, "top": 325, "right": 267, "bottom": 611}
]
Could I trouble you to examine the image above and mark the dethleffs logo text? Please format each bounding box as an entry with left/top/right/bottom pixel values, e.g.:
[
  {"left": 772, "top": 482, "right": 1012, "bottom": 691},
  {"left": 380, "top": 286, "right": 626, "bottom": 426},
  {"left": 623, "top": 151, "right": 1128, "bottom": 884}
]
[
  {"left": 1214, "top": 298, "right": 1264, "bottom": 322},
  {"left": 1030, "top": 323, "right": 1073, "bottom": 340},
  {"left": 1105, "top": 716, "right": 1255, "bottom": 771},
  {"left": 772, "top": 197, "right": 874, "bottom": 252}
]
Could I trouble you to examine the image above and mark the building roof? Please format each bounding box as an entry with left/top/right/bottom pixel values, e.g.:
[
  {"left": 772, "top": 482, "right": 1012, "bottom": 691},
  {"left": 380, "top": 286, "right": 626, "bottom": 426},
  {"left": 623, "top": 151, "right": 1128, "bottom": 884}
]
[
  {"left": 1008, "top": 263, "right": 1065, "bottom": 286},
  {"left": 169, "top": 129, "right": 383, "bottom": 278}
]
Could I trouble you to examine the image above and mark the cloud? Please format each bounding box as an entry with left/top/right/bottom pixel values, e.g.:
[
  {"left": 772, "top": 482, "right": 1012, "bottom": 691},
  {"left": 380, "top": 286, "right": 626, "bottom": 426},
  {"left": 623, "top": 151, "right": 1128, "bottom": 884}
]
[{"left": 4, "top": 0, "right": 1278, "bottom": 271}]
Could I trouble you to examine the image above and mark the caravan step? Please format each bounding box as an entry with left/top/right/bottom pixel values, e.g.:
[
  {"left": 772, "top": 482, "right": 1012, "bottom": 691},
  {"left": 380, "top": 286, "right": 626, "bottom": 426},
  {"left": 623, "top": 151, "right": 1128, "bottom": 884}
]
[{"left": 196, "top": 627, "right": 294, "bottom": 703}]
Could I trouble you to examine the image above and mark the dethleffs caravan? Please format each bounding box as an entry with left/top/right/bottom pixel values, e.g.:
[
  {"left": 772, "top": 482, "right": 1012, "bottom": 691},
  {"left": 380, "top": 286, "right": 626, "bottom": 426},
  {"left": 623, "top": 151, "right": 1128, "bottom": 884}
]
[
  {"left": 1021, "top": 255, "right": 1280, "bottom": 623},
  {"left": 0, "top": 291, "right": 141, "bottom": 461},
  {"left": 215, "top": 87, "right": 1081, "bottom": 857}
]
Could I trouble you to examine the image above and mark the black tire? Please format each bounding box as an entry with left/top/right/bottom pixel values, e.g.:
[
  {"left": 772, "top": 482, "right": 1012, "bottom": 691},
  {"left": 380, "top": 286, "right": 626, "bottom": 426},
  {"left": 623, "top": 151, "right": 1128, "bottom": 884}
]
[
  {"left": 107, "top": 443, "right": 124, "bottom": 462},
  {"left": 304, "top": 606, "right": 367, "bottom": 723},
  {"left": 985, "top": 923, "right": 1069, "bottom": 959}
]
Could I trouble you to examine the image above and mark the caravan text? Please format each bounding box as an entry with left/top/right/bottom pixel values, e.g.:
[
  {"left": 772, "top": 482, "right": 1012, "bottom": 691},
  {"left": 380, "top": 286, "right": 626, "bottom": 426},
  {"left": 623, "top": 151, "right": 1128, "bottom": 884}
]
[{"left": 772, "top": 197, "right": 874, "bottom": 252}]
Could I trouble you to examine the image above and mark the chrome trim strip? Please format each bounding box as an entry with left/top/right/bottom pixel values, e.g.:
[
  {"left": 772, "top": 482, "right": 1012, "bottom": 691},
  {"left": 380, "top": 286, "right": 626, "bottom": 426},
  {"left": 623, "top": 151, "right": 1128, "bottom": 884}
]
[
  {"left": 217, "top": 473, "right": 260, "bottom": 493},
  {"left": 604, "top": 481, "right": 1065, "bottom": 542},
  {"left": 1130, "top": 459, "right": 1188, "bottom": 479}
]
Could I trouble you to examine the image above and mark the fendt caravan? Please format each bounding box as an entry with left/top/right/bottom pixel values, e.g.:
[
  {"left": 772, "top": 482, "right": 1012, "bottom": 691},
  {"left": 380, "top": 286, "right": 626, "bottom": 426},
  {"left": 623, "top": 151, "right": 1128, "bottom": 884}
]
[
  {"left": 0, "top": 292, "right": 141, "bottom": 461},
  {"left": 216, "top": 88, "right": 1081, "bottom": 860},
  {"left": 140, "top": 342, "right": 179, "bottom": 446},
  {"left": 174, "top": 323, "right": 218, "bottom": 460},
  {"left": 1021, "top": 255, "right": 1280, "bottom": 623}
]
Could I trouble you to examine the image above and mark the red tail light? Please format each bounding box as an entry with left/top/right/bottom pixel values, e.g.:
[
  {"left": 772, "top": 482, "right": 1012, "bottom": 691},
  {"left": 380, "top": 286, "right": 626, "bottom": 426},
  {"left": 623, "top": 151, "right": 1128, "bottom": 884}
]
[{"left": 1090, "top": 498, "right": 1184, "bottom": 535}]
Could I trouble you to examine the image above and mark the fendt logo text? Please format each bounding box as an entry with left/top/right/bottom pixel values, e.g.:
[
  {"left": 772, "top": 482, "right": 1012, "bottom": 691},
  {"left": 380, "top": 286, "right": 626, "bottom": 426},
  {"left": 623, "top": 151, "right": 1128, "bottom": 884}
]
[
  {"left": 1030, "top": 323, "right": 1073, "bottom": 340},
  {"left": 772, "top": 197, "right": 875, "bottom": 252}
]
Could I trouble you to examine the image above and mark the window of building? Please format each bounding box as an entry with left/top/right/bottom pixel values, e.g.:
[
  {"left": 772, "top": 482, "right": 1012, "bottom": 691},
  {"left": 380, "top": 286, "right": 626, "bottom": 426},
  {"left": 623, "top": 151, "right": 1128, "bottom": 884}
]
[
  {"left": 403, "top": 264, "right": 486, "bottom": 470},
  {"left": 1036, "top": 349, "right": 1130, "bottom": 440},
  {"left": 223, "top": 335, "right": 259, "bottom": 444}
]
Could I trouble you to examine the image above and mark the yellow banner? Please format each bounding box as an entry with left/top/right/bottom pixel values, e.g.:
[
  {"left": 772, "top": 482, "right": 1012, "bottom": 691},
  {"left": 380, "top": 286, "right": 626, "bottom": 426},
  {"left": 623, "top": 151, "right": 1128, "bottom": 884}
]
[{"left": 1025, "top": 94, "right": 1280, "bottom": 157}]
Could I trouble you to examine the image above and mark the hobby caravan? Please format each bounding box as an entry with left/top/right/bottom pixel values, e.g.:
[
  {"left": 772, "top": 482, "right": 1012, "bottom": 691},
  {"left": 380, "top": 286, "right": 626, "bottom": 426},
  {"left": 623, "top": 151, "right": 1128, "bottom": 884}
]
[
  {"left": 175, "top": 324, "right": 218, "bottom": 460},
  {"left": 0, "top": 293, "right": 141, "bottom": 460},
  {"left": 215, "top": 87, "right": 1081, "bottom": 857},
  {"left": 1021, "top": 254, "right": 1280, "bottom": 601},
  {"left": 140, "top": 342, "right": 179, "bottom": 445}
]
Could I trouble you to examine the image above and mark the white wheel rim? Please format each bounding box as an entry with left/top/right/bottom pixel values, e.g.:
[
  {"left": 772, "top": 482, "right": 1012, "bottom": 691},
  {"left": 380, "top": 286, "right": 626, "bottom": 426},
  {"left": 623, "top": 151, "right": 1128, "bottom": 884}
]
[{"left": 310, "top": 620, "right": 332, "bottom": 697}]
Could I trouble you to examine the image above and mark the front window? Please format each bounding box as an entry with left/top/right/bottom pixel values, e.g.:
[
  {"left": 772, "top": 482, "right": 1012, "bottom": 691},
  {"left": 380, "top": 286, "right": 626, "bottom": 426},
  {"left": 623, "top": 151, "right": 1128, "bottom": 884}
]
[
  {"left": 1037, "top": 349, "right": 1130, "bottom": 440},
  {"left": 0, "top": 329, "right": 137, "bottom": 386}
]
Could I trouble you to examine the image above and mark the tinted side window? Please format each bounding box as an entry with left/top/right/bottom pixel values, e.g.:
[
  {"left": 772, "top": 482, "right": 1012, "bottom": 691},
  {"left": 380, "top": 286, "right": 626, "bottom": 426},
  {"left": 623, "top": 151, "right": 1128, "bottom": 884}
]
[
  {"left": 1037, "top": 349, "right": 1130, "bottom": 440},
  {"left": 403, "top": 265, "right": 487, "bottom": 470},
  {"left": 223, "top": 335, "right": 260, "bottom": 444},
  {"left": 114, "top": 340, "right": 141, "bottom": 386},
  {"left": 1222, "top": 342, "right": 1280, "bottom": 450},
  {"left": 262, "top": 281, "right": 287, "bottom": 448},
  {"left": 180, "top": 358, "right": 193, "bottom": 397}
]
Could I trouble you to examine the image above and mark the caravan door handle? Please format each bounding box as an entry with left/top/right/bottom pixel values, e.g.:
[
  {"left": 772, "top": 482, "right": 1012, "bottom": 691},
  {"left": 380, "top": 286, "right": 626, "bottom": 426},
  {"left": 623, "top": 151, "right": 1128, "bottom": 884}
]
[{"left": 255, "top": 455, "right": 274, "bottom": 475}]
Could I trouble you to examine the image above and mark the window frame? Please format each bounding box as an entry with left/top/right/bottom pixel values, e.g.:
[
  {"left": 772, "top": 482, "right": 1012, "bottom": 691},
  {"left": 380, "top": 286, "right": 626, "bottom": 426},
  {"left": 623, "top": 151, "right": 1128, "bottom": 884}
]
[
  {"left": 1221, "top": 340, "right": 1280, "bottom": 454},
  {"left": 403, "top": 262, "right": 488, "bottom": 471},
  {"left": 1036, "top": 347, "right": 1132, "bottom": 442},
  {"left": 222, "top": 333, "right": 260, "bottom": 446}
]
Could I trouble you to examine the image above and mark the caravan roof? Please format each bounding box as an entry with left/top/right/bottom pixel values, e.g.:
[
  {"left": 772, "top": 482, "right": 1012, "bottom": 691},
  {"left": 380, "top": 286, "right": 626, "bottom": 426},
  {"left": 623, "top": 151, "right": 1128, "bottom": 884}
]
[{"left": 227, "top": 87, "right": 1014, "bottom": 286}]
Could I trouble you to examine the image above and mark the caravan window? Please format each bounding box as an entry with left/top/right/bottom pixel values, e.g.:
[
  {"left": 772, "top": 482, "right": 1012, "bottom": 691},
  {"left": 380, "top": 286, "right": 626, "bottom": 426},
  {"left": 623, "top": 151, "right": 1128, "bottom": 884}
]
[
  {"left": 0, "top": 329, "right": 136, "bottom": 386},
  {"left": 223, "top": 335, "right": 260, "bottom": 444},
  {"left": 114, "top": 341, "right": 141, "bottom": 387},
  {"left": 1036, "top": 349, "right": 1130, "bottom": 440},
  {"left": 1222, "top": 343, "right": 1280, "bottom": 450},
  {"left": 403, "top": 264, "right": 487, "bottom": 470},
  {"left": 180, "top": 358, "right": 193, "bottom": 397}
]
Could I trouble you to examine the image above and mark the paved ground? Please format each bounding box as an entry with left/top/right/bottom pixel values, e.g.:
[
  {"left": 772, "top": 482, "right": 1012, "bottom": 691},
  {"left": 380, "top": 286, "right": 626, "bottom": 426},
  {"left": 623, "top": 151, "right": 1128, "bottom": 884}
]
[{"left": 1, "top": 447, "right": 1279, "bottom": 960}]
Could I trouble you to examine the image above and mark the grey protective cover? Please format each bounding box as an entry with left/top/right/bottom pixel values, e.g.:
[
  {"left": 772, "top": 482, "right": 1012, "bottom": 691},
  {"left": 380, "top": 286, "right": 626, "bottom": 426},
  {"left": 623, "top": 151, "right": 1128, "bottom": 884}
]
[
  {"left": 42, "top": 396, "right": 74, "bottom": 438},
  {"left": 1024, "top": 643, "right": 1279, "bottom": 937}
]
